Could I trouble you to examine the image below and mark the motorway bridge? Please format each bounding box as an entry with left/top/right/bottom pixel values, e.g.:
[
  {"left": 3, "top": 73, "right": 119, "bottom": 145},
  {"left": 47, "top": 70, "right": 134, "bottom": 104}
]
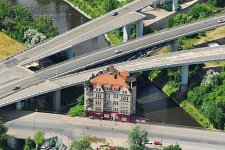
[
  {"left": 0, "top": 14, "right": 225, "bottom": 90},
  {"left": 0, "top": 46, "right": 225, "bottom": 110}
]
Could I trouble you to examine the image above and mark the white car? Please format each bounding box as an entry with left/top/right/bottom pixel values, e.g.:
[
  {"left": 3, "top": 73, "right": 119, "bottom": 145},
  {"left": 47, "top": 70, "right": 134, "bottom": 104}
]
[
  {"left": 218, "top": 19, "right": 225, "bottom": 23},
  {"left": 114, "top": 49, "right": 122, "bottom": 54}
]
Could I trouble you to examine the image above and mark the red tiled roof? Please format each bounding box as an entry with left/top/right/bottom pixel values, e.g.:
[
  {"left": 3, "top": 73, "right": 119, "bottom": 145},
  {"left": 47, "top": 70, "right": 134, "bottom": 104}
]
[{"left": 90, "top": 71, "right": 129, "bottom": 89}]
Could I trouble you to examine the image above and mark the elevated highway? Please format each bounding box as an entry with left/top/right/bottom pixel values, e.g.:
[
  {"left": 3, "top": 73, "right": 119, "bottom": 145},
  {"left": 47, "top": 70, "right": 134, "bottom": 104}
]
[
  {"left": 0, "top": 14, "right": 225, "bottom": 87},
  {"left": 0, "top": 46, "right": 225, "bottom": 109},
  {"left": 0, "top": 0, "right": 155, "bottom": 71}
]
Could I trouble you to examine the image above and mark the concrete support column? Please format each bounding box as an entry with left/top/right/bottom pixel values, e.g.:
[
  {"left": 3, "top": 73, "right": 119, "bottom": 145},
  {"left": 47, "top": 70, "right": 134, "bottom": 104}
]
[
  {"left": 181, "top": 65, "right": 189, "bottom": 91},
  {"left": 172, "top": 0, "right": 178, "bottom": 11},
  {"left": 53, "top": 89, "right": 61, "bottom": 111},
  {"left": 170, "top": 39, "right": 179, "bottom": 52},
  {"left": 16, "top": 102, "right": 22, "bottom": 111},
  {"left": 7, "top": 136, "right": 18, "bottom": 149},
  {"left": 123, "top": 25, "right": 131, "bottom": 43},
  {"left": 66, "top": 48, "right": 74, "bottom": 59},
  {"left": 136, "top": 20, "right": 143, "bottom": 38}
]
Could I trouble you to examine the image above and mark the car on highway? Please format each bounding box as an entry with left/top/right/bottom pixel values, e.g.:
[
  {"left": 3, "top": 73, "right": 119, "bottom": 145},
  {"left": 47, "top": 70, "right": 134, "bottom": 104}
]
[
  {"left": 13, "top": 86, "right": 21, "bottom": 91},
  {"left": 114, "top": 49, "right": 122, "bottom": 54},
  {"left": 111, "top": 12, "right": 118, "bottom": 16},
  {"left": 218, "top": 19, "right": 225, "bottom": 23}
]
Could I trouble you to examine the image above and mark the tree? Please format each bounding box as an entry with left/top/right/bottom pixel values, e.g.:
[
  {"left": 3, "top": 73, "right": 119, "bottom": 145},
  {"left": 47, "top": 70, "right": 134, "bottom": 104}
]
[
  {"left": 189, "top": 3, "right": 213, "bottom": 19},
  {"left": 70, "top": 135, "right": 92, "bottom": 150},
  {"left": 34, "top": 130, "right": 45, "bottom": 149},
  {"left": 128, "top": 126, "right": 148, "bottom": 150},
  {"left": 0, "top": 117, "right": 8, "bottom": 144},
  {"left": 209, "top": 0, "right": 225, "bottom": 7},
  {"left": 24, "top": 29, "right": 46, "bottom": 47},
  {"left": 24, "top": 137, "right": 35, "bottom": 150},
  {"left": 163, "top": 144, "right": 182, "bottom": 150},
  {"left": 67, "top": 105, "right": 84, "bottom": 117}
]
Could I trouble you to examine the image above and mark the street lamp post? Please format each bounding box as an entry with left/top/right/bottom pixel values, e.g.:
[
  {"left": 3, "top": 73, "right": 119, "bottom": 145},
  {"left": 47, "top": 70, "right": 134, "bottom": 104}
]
[{"left": 34, "top": 108, "right": 37, "bottom": 134}]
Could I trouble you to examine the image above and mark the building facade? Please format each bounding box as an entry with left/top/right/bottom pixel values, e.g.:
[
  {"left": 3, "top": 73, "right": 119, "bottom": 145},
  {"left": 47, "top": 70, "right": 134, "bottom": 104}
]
[{"left": 84, "top": 65, "right": 137, "bottom": 122}]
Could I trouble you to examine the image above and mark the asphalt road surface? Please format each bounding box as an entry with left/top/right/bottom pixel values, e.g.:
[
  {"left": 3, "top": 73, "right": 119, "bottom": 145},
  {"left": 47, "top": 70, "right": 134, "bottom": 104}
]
[
  {"left": 3, "top": 111, "right": 225, "bottom": 150},
  {"left": 0, "top": 46, "right": 225, "bottom": 107}
]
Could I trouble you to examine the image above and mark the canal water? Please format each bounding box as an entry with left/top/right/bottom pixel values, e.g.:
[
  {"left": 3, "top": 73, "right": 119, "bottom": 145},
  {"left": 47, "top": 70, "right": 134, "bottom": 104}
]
[
  {"left": 9, "top": 0, "right": 200, "bottom": 127},
  {"left": 137, "top": 83, "right": 201, "bottom": 127}
]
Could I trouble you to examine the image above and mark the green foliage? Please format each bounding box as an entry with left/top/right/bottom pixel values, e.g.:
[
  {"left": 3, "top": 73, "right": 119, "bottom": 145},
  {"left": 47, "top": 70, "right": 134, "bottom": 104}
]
[
  {"left": 163, "top": 3, "right": 172, "bottom": 12},
  {"left": 69, "top": 0, "right": 132, "bottom": 18},
  {"left": 77, "top": 94, "right": 84, "bottom": 105},
  {"left": 68, "top": 105, "right": 84, "bottom": 117},
  {"left": 149, "top": 69, "right": 161, "bottom": 81},
  {"left": 190, "top": 3, "right": 213, "bottom": 20},
  {"left": 34, "top": 130, "right": 45, "bottom": 149},
  {"left": 209, "top": 0, "right": 225, "bottom": 7},
  {"left": 35, "top": 16, "right": 57, "bottom": 38},
  {"left": 128, "top": 126, "right": 148, "bottom": 150},
  {"left": 163, "top": 144, "right": 182, "bottom": 150},
  {"left": 181, "top": 101, "right": 213, "bottom": 128},
  {"left": 167, "top": 13, "right": 191, "bottom": 28},
  {"left": 24, "top": 137, "right": 35, "bottom": 150},
  {"left": 167, "top": 68, "right": 181, "bottom": 90},
  {"left": 0, "top": 118, "right": 8, "bottom": 144},
  {"left": 70, "top": 135, "right": 92, "bottom": 150},
  {"left": 0, "top": 0, "right": 57, "bottom": 43},
  {"left": 187, "top": 66, "right": 225, "bottom": 129}
]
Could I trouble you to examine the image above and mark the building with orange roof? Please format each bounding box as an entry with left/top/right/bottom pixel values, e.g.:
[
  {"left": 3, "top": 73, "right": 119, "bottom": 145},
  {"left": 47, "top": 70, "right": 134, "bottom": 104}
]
[{"left": 84, "top": 65, "right": 137, "bottom": 122}]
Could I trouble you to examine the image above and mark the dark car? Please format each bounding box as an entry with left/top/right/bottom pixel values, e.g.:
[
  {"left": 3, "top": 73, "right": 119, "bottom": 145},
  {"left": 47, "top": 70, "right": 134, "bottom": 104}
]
[
  {"left": 13, "top": 86, "right": 21, "bottom": 91},
  {"left": 111, "top": 12, "right": 118, "bottom": 16}
]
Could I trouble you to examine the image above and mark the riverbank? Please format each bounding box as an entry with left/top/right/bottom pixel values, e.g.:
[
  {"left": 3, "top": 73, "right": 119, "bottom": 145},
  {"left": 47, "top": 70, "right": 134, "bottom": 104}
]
[{"left": 63, "top": 0, "right": 92, "bottom": 19}]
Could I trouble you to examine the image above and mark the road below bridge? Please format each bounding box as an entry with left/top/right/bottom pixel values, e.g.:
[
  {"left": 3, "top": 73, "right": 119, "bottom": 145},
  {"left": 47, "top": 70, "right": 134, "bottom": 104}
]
[{"left": 2, "top": 111, "right": 225, "bottom": 150}]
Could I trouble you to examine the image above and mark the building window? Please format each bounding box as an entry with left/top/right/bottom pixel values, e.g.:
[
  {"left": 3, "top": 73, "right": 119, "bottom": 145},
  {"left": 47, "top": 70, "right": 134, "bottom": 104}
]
[
  {"left": 95, "top": 107, "right": 101, "bottom": 112},
  {"left": 95, "top": 100, "right": 101, "bottom": 105},
  {"left": 113, "top": 94, "right": 118, "bottom": 99},
  {"left": 121, "top": 109, "right": 128, "bottom": 114},
  {"left": 113, "top": 101, "right": 118, "bottom": 105},
  {"left": 96, "top": 94, "right": 101, "bottom": 98},
  {"left": 113, "top": 108, "right": 118, "bottom": 112},
  {"left": 106, "top": 93, "right": 110, "bottom": 98}
]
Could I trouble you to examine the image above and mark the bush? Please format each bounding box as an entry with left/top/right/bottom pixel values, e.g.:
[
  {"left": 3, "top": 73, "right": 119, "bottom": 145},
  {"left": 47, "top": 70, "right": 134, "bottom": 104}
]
[
  {"left": 163, "top": 3, "right": 172, "bottom": 12},
  {"left": 68, "top": 105, "right": 84, "bottom": 117}
]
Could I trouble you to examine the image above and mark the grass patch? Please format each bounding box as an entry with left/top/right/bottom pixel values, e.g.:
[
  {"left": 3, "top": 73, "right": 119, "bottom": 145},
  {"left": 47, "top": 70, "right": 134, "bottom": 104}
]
[
  {"left": 181, "top": 101, "right": 214, "bottom": 129},
  {"left": 0, "top": 32, "right": 24, "bottom": 60},
  {"left": 108, "top": 31, "right": 123, "bottom": 46}
]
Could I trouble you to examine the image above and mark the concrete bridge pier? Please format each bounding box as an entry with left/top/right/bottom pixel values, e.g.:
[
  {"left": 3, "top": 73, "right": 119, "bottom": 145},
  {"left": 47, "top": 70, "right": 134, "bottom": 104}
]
[
  {"left": 123, "top": 25, "right": 131, "bottom": 42},
  {"left": 136, "top": 20, "right": 143, "bottom": 38},
  {"left": 16, "top": 101, "right": 22, "bottom": 111},
  {"left": 181, "top": 65, "right": 189, "bottom": 91},
  {"left": 172, "top": 0, "right": 178, "bottom": 11},
  {"left": 53, "top": 89, "right": 61, "bottom": 112},
  {"left": 66, "top": 48, "right": 74, "bottom": 59},
  {"left": 170, "top": 39, "right": 179, "bottom": 52},
  {"left": 7, "top": 136, "right": 18, "bottom": 149}
]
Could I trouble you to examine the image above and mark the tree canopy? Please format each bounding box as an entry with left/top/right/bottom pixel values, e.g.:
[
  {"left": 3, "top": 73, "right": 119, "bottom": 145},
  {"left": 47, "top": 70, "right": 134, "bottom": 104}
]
[
  {"left": 128, "top": 126, "right": 148, "bottom": 150},
  {"left": 0, "top": 117, "right": 8, "bottom": 144},
  {"left": 70, "top": 135, "right": 93, "bottom": 150},
  {"left": 187, "top": 66, "right": 225, "bottom": 129},
  {"left": 0, "top": 0, "right": 57, "bottom": 43},
  {"left": 34, "top": 130, "right": 45, "bottom": 149}
]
